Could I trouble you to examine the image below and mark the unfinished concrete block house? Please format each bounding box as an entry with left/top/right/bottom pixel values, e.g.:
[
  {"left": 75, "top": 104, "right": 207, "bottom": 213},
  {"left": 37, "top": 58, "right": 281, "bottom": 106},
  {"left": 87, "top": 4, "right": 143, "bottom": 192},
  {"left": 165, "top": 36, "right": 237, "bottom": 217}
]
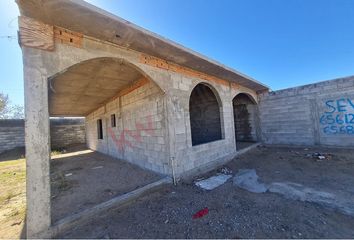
[{"left": 16, "top": 0, "right": 354, "bottom": 237}]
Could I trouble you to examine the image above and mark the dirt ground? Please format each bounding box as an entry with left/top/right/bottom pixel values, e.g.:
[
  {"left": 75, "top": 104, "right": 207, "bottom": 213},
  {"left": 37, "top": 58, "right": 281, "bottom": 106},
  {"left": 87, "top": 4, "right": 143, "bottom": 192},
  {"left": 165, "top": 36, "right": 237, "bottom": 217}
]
[
  {"left": 51, "top": 146, "right": 162, "bottom": 223},
  {"left": 0, "top": 145, "right": 163, "bottom": 238},
  {"left": 59, "top": 145, "right": 354, "bottom": 239},
  {"left": 0, "top": 148, "right": 26, "bottom": 239}
]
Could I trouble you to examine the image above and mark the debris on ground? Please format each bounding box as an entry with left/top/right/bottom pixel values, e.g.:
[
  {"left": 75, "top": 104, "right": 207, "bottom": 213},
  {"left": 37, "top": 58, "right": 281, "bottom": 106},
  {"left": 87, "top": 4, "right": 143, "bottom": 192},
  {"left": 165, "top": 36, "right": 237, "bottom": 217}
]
[
  {"left": 104, "top": 189, "right": 114, "bottom": 196},
  {"left": 305, "top": 152, "right": 333, "bottom": 161},
  {"left": 51, "top": 148, "right": 67, "bottom": 155},
  {"left": 192, "top": 207, "right": 209, "bottom": 219},
  {"left": 58, "top": 146, "right": 354, "bottom": 239},
  {"left": 195, "top": 174, "right": 232, "bottom": 190},
  {"left": 233, "top": 169, "right": 268, "bottom": 193},
  {"left": 92, "top": 166, "right": 104, "bottom": 170},
  {"left": 218, "top": 166, "right": 232, "bottom": 175},
  {"left": 64, "top": 173, "right": 73, "bottom": 177},
  {"left": 289, "top": 150, "right": 301, "bottom": 156}
]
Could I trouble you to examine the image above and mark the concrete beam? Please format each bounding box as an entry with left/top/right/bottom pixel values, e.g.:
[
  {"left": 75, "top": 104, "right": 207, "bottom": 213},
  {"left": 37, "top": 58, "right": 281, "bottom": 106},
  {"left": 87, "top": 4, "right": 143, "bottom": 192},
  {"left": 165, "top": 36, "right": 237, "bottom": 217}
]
[
  {"left": 15, "top": 0, "right": 269, "bottom": 92},
  {"left": 22, "top": 47, "right": 51, "bottom": 238}
]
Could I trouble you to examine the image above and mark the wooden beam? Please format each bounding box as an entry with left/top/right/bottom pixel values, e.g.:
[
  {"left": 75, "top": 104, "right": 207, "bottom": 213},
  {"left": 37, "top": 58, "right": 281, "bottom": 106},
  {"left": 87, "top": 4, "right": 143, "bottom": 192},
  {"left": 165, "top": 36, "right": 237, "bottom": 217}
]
[{"left": 18, "top": 16, "right": 54, "bottom": 51}]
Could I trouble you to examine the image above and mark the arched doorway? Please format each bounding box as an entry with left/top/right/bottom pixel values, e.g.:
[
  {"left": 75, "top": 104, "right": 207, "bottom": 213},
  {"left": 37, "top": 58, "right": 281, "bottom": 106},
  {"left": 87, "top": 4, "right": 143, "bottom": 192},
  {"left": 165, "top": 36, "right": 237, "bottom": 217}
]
[
  {"left": 48, "top": 57, "right": 164, "bottom": 116},
  {"left": 233, "top": 93, "right": 258, "bottom": 150},
  {"left": 48, "top": 57, "right": 167, "bottom": 224},
  {"left": 189, "top": 83, "right": 223, "bottom": 146}
]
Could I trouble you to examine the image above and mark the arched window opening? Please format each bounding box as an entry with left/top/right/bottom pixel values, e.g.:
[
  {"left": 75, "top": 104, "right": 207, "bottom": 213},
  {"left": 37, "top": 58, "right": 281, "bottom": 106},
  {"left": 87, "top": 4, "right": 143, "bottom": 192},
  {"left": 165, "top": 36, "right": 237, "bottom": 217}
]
[{"left": 189, "top": 84, "right": 222, "bottom": 146}]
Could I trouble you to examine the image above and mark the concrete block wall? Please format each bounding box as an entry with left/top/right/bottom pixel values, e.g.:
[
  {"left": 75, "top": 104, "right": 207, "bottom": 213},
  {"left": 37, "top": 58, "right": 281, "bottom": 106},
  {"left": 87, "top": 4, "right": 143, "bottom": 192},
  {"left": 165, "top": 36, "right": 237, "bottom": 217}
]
[
  {"left": 0, "top": 120, "right": 25, "bottom": 154},
  {"left": 85, "top": 80, "right": 169, "bottom": 174},
  {"left": 42, "top": 36, "right": 260, "bottom": 177},
  {"left": 0, "top": 118, "right": 86, "bottom": 154},
  {"left": 50, "top": 118, "right": 86, "bottom": 149},
  {"left": 233, "top": 104, "right": 257, "bottom": 142},
  {"left": 165, "top": 73, "right": 244, "bottom": 177},
  {"left": 258, "top": 76, "right": 354, "bottom": 147},
  {"left": 247, "top": 104, "right": 258, "bottom": 141}
]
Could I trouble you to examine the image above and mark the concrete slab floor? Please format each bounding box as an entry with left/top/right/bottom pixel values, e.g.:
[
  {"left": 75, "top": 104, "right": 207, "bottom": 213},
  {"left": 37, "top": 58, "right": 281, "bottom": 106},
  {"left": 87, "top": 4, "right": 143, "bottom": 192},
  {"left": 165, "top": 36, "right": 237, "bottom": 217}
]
[
  {"left": 58, "top": 146, "right": 354, "bottom": 238},
  {"left": 236, "top": 141, "right": 257, "bottom": 150},
  {"left": 50, "top": 145, "right": 162, "bottom": 223}
]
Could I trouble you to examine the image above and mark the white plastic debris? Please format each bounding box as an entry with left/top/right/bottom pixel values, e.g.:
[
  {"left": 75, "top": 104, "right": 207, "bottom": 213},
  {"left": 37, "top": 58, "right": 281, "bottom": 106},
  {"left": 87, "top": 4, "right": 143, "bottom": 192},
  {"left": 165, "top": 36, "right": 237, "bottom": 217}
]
[
  {"left": 64, "top": 173, "right": 72, "bottom": 177},
  {"left": 195, "top": 174, "right": 232, "bottom": 190},
  {"left": 91, "top": 166, "right": 103, "bottom": 170}
]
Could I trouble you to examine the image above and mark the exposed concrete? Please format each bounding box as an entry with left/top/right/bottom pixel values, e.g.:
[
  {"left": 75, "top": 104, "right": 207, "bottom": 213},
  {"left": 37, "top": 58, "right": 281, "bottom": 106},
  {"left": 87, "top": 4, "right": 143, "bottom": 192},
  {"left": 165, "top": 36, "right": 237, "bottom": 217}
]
[
  {"left": 195, "top": 174, "right": 232, "bottom": 190},
  {"left": 233, "top": 169, "right": 268, "bottom": 193},
  {"left": 85, "top": 80, "right": 169, "bottom": 174},
  {"left": 189, "top": 83, "right": 223, "bottom": 145},
  {"left": 180, "top": 143, "right": 261, "bottom": 181},
  {"left": 16, "top": 0, "right": 269, "bottom": 92},
  {"left": 22, "top": 47, "right": 51, "bottom": 238},
  {"left": 16, "top": 28, "right": 260, "bottom": 236},
  {"left": 258, "top": 76, "right": 354, "bottom": 147},
  {"left": 233, "top": 93, "right": 258, "bottom": 143},
  {"left": 233, "top": 168, "right": 354, "bottom": 218},
  {"left": 0, "top": 118, "right": 85, "bottom": 154},
  {"left": 16, "top": 1, "right": 354, "bottom": 238},
  {"left": 49, "top": 58, "right": 143, "bottom": 116},
  {"left": 268, "top": 182, "right": 354, "bottom": 217}
]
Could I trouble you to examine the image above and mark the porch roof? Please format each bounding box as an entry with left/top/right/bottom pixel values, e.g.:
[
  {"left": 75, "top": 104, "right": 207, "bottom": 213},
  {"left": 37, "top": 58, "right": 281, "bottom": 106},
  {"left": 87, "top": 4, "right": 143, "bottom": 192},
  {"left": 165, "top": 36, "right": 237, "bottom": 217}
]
[{"left": 16, "top": 0, "right": 269, "bottom": 93}]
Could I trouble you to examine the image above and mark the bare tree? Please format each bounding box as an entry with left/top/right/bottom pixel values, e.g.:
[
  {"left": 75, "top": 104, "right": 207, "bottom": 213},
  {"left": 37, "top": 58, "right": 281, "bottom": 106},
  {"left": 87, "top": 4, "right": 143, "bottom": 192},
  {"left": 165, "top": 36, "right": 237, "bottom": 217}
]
[
  {"left": 0, "top": 93, "right": 24, "bottom": 119},
  {"left": 0, "top": 93, "right": 9, "bottom": 112}
]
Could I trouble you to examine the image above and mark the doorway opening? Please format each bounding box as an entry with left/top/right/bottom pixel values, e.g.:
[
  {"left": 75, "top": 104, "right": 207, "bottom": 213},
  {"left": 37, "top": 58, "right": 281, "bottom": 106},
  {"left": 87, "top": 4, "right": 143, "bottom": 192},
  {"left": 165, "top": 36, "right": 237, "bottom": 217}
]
[{"left": 233, "top": 93, "right": 258, "bottom": 150}]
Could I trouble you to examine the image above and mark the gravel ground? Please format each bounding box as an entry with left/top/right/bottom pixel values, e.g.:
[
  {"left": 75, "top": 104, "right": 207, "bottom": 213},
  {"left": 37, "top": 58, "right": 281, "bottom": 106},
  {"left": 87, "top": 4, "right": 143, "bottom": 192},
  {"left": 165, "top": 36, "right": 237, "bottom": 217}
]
[{"left": 59, "top": 146, "right": 354, "bottom": 239}]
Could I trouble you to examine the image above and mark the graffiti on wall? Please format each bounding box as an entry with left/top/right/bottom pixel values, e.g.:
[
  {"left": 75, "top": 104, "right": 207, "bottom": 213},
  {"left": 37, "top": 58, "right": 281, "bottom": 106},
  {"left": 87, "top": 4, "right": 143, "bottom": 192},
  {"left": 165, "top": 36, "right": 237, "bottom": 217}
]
[
  {"left": 108, "top": 115, "right": 155, "bottom": 150},
  {"left": 320, "top": 98, "right": 354, "bottom": 135}
]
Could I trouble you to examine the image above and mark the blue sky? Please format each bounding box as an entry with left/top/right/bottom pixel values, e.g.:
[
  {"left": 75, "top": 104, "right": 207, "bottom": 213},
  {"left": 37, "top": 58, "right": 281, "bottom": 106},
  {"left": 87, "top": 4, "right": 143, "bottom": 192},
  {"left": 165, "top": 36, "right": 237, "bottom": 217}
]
[{"left": 1, "top": 0, "right": 354, "bottom": 106}]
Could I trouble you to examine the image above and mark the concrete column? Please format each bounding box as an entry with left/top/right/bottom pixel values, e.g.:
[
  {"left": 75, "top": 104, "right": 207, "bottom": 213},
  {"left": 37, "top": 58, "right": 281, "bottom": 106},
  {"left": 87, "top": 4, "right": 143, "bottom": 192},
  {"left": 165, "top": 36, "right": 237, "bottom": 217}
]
[{"left": 22, "top": 47, "right": 51, "bottom": 237}]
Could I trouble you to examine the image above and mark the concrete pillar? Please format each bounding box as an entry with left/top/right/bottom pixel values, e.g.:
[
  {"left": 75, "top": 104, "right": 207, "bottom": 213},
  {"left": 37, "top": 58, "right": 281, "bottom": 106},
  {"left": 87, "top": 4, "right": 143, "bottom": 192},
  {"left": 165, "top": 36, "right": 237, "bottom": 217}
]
[{"left": 22, "top": 47, "right": 51, "bottom": 238}]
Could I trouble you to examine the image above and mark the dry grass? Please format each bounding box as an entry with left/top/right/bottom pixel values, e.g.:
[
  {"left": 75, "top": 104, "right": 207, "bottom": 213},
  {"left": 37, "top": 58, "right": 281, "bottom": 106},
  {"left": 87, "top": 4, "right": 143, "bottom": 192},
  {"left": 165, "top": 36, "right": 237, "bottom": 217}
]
[
  {"left": 0, "top": 151, "right": 26, "bottom": 239},
  {"left": 0, "top": 147, "right": 76, "bottom": 238}
]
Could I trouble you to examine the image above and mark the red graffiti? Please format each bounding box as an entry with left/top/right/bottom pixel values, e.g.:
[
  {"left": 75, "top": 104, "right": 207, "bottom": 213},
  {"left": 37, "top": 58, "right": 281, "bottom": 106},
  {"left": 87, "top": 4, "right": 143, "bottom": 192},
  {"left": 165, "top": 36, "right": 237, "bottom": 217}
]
[{"left": 108, "top": 115, "right": 155, "bottom": 150}]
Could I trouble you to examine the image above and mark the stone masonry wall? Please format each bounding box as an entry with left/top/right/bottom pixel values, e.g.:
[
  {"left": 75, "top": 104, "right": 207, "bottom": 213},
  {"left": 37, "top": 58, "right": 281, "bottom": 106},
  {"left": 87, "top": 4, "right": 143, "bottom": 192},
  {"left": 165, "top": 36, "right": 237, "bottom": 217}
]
[
  {"left": 259, "top": 76, "right": 354, "bottom": 147},
  {"left": 0, "top": 118, "right": 86, "bottom": 154}
]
